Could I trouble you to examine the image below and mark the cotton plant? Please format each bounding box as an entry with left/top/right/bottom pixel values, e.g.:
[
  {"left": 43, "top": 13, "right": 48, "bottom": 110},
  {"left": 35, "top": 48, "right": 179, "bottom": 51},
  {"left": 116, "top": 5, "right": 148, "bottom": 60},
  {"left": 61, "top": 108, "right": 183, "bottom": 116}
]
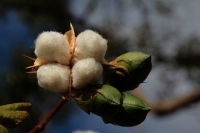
[{"left": 26, "top": 24, "right": 152, "bottom": 128}]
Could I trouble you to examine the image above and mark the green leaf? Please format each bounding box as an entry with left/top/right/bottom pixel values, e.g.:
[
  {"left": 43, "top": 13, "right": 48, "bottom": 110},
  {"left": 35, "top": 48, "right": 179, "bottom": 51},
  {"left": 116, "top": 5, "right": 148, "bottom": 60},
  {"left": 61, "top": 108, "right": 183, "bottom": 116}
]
[
  {"left": 103, "top": 51, "right": 152, "bottom": 91},
  {"left": 0, "top": 124, "right": 8, "bottom": 133},
  {"left": 0, "top": 103, "right": 31, "bottom": 111},
  {"left": 74, "top": 84, "right": 123, "bottom": 117},
  {"left": 102, "top": 93, "right": 151, "bottom": 127},
  {"left": 0, "top": 103, "right": 31, "bottom": 128}
]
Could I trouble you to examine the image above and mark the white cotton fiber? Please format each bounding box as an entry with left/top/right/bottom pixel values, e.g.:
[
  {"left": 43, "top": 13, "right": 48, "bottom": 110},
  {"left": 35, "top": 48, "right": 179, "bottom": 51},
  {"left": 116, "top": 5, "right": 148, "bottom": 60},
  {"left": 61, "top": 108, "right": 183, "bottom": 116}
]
[
  {"left": 72, "top": 58, "right": 103, "bottom": 89},
  {"left": 75, "top": 30, "right": 107, "bottom": 62},
  {"left": 37, "top": 64, "right": 70, "bottom": 92},
  {"left": 35, "top": 31, "right": 71, "bottom": 65}
]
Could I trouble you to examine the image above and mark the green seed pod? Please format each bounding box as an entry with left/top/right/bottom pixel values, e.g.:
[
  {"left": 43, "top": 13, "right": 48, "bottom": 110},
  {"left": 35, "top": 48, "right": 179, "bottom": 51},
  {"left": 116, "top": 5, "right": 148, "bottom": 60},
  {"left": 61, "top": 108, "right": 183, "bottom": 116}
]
[
  {"left": 102, "top": 92, "right": 150, "bottom": 127},
  {"left": 74, "top": 84, "right": 123, "bottom": 117},
  {"left": 103, "top": 52, "right": 152, "bottom": 91}
]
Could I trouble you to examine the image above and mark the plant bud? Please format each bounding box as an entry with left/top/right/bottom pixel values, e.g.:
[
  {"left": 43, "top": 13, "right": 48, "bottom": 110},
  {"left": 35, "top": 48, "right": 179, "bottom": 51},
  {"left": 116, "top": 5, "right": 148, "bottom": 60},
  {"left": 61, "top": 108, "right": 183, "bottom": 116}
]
[
  {"left": 102, "top": 93, "right": 150, "bottom": 127},
  {"left": 103, "top": 52, "right": 152, "bottom": 91},
  {"left": 74, "top": 85, "right": 123, "bottom": 117}
]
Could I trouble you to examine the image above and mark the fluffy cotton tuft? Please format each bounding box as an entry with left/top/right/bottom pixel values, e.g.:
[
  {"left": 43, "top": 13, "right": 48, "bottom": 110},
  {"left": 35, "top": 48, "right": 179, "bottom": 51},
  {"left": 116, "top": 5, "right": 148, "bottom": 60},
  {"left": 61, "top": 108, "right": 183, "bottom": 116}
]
[
  {"left": 75, "top": 30, "right": 107, "bottom": 62},
  {"left": 37, "top": 64, "right": 70, "bottom": 92},
  {"left": 35, "top": 31, "right": 71, "bottom": 65},
  {"left": 72, "top": 58, "right": 103, "bottom": 89}
]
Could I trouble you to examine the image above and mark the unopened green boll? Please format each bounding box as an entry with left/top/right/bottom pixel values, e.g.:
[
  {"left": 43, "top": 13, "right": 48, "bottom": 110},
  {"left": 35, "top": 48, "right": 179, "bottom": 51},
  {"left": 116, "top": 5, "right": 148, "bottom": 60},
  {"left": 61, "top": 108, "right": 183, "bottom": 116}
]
[
  {"left": 103, "top": 51, "right": 152, "bottom": 91},
  {"left": 102, "top": 93, "right": 151, "bottom": 127},
  {"left": 74, "top": 84, "right": 123, "bottom": 117}
]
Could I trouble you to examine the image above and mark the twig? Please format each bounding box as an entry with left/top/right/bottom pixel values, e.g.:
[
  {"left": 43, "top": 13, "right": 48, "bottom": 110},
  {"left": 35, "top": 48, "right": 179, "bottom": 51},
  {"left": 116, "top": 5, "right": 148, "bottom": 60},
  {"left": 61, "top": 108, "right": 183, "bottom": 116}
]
[
  {"left": 28, "top": 97, "right": 67, "bottom": 133},
  {"left": 133, "top": 87, "right": 200, "bottom": 116}
]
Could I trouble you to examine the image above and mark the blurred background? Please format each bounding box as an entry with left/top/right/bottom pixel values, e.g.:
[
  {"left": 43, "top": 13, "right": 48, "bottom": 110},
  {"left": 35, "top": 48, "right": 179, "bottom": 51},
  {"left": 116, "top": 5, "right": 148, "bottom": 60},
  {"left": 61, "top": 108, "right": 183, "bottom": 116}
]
[{"left": 0, "top": 0, "right": 200, "bottom": 133}]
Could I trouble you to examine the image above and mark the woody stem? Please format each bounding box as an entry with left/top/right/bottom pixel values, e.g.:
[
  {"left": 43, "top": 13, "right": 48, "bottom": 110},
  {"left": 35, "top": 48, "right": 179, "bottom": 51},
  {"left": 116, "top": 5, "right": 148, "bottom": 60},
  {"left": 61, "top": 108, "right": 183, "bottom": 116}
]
[{"left": 28, "top": 97, "right": 67, "bottom": 133}]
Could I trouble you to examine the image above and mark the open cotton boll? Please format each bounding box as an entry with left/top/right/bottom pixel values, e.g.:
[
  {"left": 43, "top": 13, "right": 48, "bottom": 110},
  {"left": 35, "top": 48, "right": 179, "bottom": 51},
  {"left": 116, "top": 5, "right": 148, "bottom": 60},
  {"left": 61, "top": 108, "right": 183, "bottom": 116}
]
[
  {"left": 35, "top": 31, "right": 71, "bottom": 65},
  {"left": 72, "top": 58, "right": 103, "bottom": 89},
  {"left": 75, "top": 30, "right": 107, "bottom": 62},
  {"left": 37, "top": 64, "right": 70, "bottom": 92}
]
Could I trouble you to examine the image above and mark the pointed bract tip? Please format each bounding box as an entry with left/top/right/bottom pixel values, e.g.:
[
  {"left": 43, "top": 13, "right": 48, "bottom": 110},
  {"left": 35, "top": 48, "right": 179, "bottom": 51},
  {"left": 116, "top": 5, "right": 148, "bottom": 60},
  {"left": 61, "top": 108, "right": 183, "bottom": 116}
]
[
  {"left": 25, "top": 64, "right": 41, "bottom": 69},
  {"left": 26, "top": 71, "right": 36, "bottom": 74},
  {"left": 22, "top": 55, "right": 36, "bottom": 61},
  {"left": 70, "top": 23, "right": 74, "bottom": 31}
]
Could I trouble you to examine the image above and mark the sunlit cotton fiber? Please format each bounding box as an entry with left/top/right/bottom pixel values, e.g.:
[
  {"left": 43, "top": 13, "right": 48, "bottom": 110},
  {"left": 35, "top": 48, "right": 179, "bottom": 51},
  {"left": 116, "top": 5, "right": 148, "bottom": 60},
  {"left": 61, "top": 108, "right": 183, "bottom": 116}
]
[
  {"left": 75, "top": 30, "right": 107, "bottom": 62},
  {"left": 35, "top": 31, "right": 71, "bottom": 65},
  {"left": 72, "top": 58, "right": 103, "bottom": 89},
  {"left": 37, "top": 64, "right": 70, "bottom": 92}
]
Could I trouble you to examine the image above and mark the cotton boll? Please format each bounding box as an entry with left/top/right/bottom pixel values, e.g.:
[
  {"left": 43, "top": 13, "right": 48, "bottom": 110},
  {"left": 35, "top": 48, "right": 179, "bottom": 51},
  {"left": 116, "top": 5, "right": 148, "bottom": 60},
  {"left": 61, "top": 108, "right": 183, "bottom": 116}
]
[
  {"left": 35, "top": 31, "right": 71, "bottom": 65},
  {"left": 75, "top": 30, "right": 107, "bottom": 62},
  {"left": 37, "top": 64, "right": 70, "bottom": 92},
  {"left": 72, "top": 58, "right": 103, "bottom": 89}
]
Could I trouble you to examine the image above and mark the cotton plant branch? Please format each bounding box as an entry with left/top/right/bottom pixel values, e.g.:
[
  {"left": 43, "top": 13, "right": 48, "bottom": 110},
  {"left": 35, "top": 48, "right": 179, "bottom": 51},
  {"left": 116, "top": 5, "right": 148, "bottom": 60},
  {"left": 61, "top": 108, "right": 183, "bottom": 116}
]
[
  {"left": 28, "top": 97, "right": 67, "bottom": 133},
  {"left": 132, "top": 87, "right": 200, "bottom": 116},
  {"left": 24, "top": 24, "right": 152, "bottom": 132}
]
